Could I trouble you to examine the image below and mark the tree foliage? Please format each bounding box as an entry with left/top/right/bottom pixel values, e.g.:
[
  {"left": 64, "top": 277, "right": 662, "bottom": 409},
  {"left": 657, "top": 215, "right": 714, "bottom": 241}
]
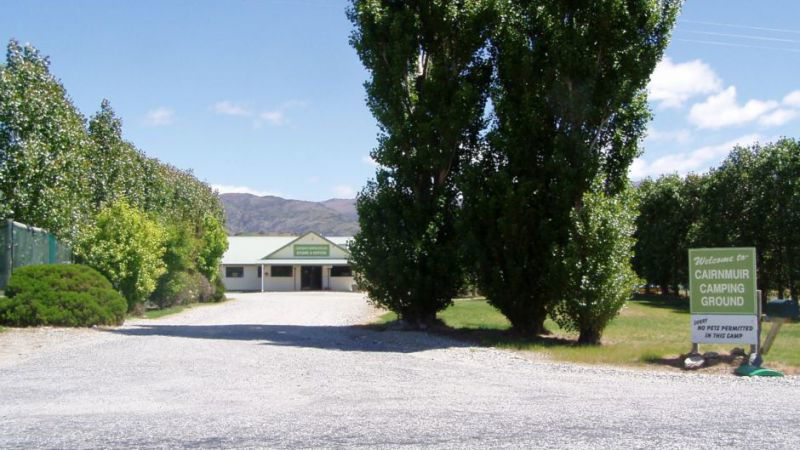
[
  {"left": 461, "top": 0, "right": 680, "bottom": 334},
  {"left": 0, "top": 40, "right": 228, "bottom": 309},
  {"left": 634, "top": 138, "right": 800, "bottom": 303},
  {"left": 347, "top": 0, "right": 494, "bottom": 325},
  {"left": 0, "top": 40, "right": 92, "bottom": 242},
  {"left": 75, "top": 201, "right": 166, "bottom": 313},
  {"left": 553, "top": 179, "right": 640, "bottom": 345},
  {"left": 633, "top": 174, "right": 701, "bottom": 295}
]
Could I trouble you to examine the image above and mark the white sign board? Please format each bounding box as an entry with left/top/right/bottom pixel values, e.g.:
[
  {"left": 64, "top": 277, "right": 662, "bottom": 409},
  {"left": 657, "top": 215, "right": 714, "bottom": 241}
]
[{"left": 691, "top": 314, "right": 758, "bottom": 345}]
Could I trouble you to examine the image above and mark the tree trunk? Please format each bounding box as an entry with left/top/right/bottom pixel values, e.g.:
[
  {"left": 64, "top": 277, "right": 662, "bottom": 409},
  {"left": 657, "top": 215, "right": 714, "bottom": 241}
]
[
  {"left": 534, "top": 314, "right": 551, "bottom": 335},
  {"left": 509, "top": 308, "right": 550, "bottom": 336},
  {"left": 400, "top": 309, "right": 437, "bottom": 330},
  {"left": 578, "top": 328, "right": 602, "bottom": 345}
]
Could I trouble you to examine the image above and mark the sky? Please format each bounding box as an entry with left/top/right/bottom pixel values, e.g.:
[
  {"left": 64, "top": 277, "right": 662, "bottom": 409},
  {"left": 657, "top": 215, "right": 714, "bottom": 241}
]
[{"left": 2, "top": 0, "right": 799, "bottom": 201}]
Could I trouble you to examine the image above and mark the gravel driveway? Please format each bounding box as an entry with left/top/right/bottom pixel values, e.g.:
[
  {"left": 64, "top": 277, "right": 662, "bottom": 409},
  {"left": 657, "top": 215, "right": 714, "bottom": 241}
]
[{"left": 1, "top": 292, "right": 799, "bottom": 448}]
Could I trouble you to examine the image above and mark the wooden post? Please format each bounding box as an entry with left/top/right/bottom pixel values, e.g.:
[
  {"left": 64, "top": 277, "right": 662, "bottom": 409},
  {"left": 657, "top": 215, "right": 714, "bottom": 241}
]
[{"left": 2, "top": 220, "right": 12, "bottom": 289}]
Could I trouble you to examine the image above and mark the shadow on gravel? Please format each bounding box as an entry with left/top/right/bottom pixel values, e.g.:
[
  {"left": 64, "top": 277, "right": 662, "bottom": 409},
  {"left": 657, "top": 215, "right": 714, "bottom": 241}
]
[
  {"left": 426, "top": 326, "right": 576, "bottom": 350},
  {"left": 643, "top": 352, "right": 745, "bottom": 371},
  {"left": 108, "top": 324, "right": 473, "bottom": 353}
]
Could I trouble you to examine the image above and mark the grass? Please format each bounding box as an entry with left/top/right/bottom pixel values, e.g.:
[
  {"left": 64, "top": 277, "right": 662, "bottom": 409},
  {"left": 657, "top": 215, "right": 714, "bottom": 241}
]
[
  {"left": 377, "top": 295, "right": 800, "bottom": 373},
  {"left": 141, "top": 300, "right": 223, "bottom": 319}
]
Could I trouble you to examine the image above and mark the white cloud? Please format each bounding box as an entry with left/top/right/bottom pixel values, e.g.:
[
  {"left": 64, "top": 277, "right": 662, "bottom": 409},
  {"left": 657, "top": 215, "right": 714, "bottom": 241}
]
[
  {"left": 256, "top": 100, "right": 307, "bottom": 127},
  {"left": 758, "top": 109, "right": 799, "bottom": 127},
  {"left": 630, "top": 134, "right": 761, "bottom": 179},
  {"left": 361, "top": 155, "right": 379, "bottom": 166},
  {"left": 211, "top": 184, "right": 283, "bottom": 197},
  {"left": 645, "top": 126, "right": 692, "bottom": 144},
  {"left": 258, "top": 110, "right": 287, "bottom": 126},
  {"left": 144, "top": 107, "right": 175, "bottom": 126},
  {"left": 648, "top": 57, "right": 723, "bottom": 108},
  {"left": 783, "top": 90, "right": 800, "bottom": 107},
  {"left": 688, "top": 87, "right": 778, "bottom": 129},
  {"left": 212, "top": 101, "right": 251, "bottom": 117},
  {"left": 332, "top": 185, "right": 356, "bottom": 198}
]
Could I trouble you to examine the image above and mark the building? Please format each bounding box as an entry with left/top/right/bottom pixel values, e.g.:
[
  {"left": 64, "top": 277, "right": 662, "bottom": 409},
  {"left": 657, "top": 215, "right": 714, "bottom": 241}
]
[{"left": 219, "top": 232, "right": 355, "bottom": 292}]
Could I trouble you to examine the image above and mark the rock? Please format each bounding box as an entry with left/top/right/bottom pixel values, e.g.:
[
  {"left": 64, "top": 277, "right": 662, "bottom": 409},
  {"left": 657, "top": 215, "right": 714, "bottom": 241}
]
[{"left": 684, "top": 354, "right": 705, "bottom": 370}]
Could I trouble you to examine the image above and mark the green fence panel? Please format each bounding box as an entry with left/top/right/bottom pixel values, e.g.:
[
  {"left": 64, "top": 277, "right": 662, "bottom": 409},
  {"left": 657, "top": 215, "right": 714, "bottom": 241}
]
[{"left": 0, "top": 220, "right": 72, "bottom": 290}]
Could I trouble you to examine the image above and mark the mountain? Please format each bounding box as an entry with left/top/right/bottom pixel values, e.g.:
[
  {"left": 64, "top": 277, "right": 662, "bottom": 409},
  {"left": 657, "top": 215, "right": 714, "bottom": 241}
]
[{"left": 220, "top": 193, "right": 359, "bottom": 236}]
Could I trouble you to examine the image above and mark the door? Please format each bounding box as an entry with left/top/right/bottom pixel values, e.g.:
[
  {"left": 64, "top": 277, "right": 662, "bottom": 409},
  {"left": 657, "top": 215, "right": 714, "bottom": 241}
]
[{"left": 300, "top": 266, "right": 322, "bottom": 290}]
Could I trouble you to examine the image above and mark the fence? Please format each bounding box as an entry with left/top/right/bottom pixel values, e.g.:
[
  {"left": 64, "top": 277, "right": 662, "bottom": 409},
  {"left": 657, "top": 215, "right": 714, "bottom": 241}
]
[{"left": 0, "top": 220, "right": 72, "bottom": 290}]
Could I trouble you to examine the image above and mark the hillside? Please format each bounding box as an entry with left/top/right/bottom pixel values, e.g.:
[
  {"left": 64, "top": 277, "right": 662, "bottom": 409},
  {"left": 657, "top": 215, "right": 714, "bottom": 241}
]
[{"left": 220, "top": 193, "right": 359, "bottom": 236}]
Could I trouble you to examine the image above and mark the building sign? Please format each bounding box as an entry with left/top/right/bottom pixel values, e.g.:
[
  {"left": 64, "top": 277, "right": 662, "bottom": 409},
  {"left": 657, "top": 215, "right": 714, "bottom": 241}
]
[
  {"left": 689, "top": 247, "right": 758, "bottom": 345},
  {"left": 294, "top": 244, "right": 329, "bottom": 257}
]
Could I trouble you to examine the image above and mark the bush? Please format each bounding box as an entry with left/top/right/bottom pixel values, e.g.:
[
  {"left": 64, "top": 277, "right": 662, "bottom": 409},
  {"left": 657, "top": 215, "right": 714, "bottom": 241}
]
[
  {"left": 552, "top": 180, "right": 640, "bottom": 345},
  {"left": 193, "top": 272, "right": 214, "bottom": 303},
  {"left": 151, "top": 270, "right": 215, "bottom": 308},
  {"left": 211, "top": 275, "right": 226, "bottom": 303},
  {"left": 0, "top": 264, "right": 126, "bottom": 327},
  {"left": 76, "top": 200, "right": 166, "bottom": 313}
]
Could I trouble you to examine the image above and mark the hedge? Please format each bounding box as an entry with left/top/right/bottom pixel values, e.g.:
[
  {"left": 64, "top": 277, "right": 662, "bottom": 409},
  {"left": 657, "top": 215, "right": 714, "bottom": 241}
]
[{"left": 0, "top": 264, "right": 126, "bottom": 327}]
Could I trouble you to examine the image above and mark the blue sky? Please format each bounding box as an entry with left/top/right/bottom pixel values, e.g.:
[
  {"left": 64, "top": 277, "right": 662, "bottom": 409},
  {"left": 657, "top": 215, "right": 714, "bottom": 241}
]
[{"left": 2, "top": 1, "right": 799, "bottom": 201}]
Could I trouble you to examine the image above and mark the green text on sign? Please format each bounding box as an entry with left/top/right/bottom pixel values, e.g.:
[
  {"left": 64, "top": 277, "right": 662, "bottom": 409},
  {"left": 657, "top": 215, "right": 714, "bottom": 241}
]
[
  {"left": 294, "top": 244, "right": 329, "bottom": 257},
  {"left": 689, "top": 247, "right": 757, "bottom": 315}
]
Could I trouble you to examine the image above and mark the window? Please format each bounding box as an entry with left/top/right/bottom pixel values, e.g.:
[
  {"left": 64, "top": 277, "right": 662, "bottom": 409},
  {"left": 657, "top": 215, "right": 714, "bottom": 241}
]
[
  {"left": 257, "top": 266, "right": 262, "bottom": 278},
  {"left": 271, "top": 265, "right": 293, "bottom": 277},
  {"left": 331, "top": 266, "right": 352, "bottom": 277},
  {"left": 226, "top": 266, "right": 244, "bottom": 278}
]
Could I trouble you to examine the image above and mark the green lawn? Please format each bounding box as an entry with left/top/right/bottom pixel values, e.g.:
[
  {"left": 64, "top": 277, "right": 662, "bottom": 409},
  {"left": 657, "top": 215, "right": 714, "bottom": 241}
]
[
  {"left": 377, "top": 296, "right": 800, "bottom": 373},
  {"left": 141, "top": 301, "right": 222, "bottom": 319}
]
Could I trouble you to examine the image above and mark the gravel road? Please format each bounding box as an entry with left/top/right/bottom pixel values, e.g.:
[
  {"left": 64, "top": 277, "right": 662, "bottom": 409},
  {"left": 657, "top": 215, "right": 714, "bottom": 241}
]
[{"left": 1, "top": 292, "right": 799, "bottom": 449}]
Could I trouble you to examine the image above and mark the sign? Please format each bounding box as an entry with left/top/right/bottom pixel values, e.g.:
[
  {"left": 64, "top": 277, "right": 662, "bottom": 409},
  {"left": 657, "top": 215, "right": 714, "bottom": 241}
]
[
  {"left": 690, "top": 314, "right": 758, "bottom": 345},
  {"left": 294, "top": 244, "right": 329, "bottom": 257},
  {"left": 689, "top": 247, "right": 758, "bottom": 345}
]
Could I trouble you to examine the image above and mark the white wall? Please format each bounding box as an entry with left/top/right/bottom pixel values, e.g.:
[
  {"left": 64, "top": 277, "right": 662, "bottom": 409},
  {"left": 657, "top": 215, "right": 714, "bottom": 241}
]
[
  {"left": 263, "top": 264, "right": 297, "bottom": 291},
  {"left": 330, "top": 276, "right": 355, "bottom": 292},
  {"left": 220, "top": 264, "right": 354, "bottom": 292},
  {"left": 220, "top": 265, "right": 262, "bottom": 291}
]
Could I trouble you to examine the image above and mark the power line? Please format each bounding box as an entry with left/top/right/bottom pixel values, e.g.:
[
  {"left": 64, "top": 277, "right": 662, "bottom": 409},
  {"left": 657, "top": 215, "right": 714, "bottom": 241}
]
[
  {"left": 685, "top": 30, "right": 800, "bottom": 45},
  {"left": 673, "top": 38, "right": 800, "bottom": 53},
  {"left": 681, "top": 19, "right": 800, "bottom": 35}
]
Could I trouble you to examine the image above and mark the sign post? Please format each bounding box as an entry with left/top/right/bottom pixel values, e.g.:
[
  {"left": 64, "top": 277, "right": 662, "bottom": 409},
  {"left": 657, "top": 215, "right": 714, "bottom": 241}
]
[{"left": 688, "top": 248, "right": 759, "bottom": 359}]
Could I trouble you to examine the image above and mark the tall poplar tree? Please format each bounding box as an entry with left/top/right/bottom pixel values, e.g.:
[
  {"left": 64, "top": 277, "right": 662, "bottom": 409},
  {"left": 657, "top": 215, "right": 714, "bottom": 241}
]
[
  {"left": 347, "top": 0, "right": 494, "bottom": 325},
  {"left": 0, "top": 40, "right": 92, "bottom": 242},
  {"left": 462, "top": 0, "right": 681, "bottom": 334}
]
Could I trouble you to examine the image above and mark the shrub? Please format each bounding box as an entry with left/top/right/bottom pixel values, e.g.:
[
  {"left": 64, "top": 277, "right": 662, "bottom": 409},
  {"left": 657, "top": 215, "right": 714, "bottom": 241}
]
[
  {"left": 197, "top": 215, "right": 228, "bottom": 282},
  {"left": 151, "top": 270, "right": 215, "bottom": 308},
  {"left": 192, "top": 271, "right": 214, "bottom": 303},
  {"left": 151, "top": 270, "right": 194, "bottom": 308},
  {"left": 76, "top": 200, "right": 166, "bottom": 313},
  {"left": 211, "top": 275, "right": 226, "bottom": 303},
  {"left": 0, "top": 264, "right": 126, "bottom": 327},
  {"left": 552, "top": 180, "right": 640, "bottom": 345}
]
